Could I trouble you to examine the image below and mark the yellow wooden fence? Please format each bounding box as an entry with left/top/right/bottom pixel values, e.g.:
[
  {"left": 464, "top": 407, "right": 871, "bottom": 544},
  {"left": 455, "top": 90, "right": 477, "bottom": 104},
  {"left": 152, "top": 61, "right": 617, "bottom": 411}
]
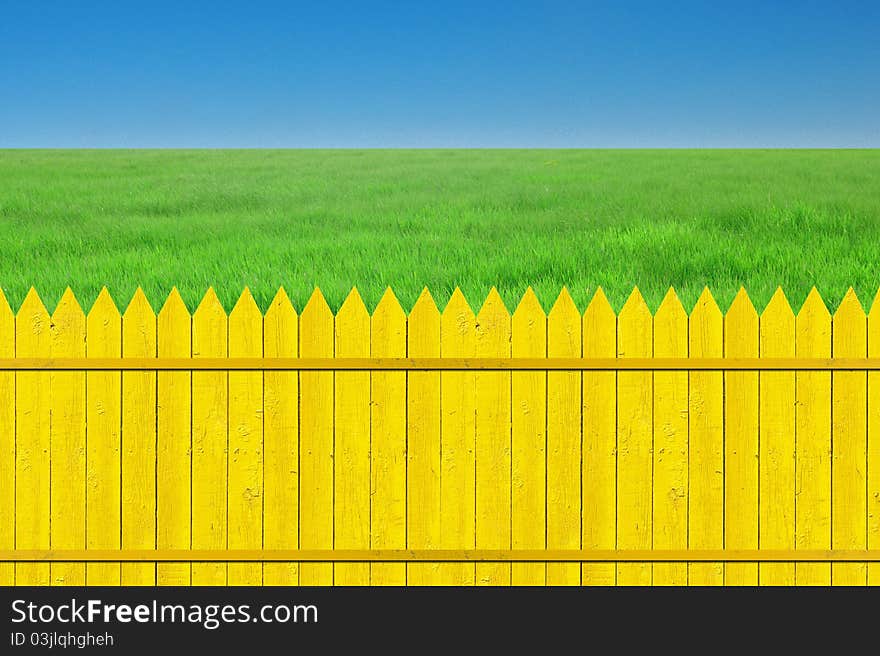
[{"left": 1, "top": 284, "right": 880, "bottom": 586}]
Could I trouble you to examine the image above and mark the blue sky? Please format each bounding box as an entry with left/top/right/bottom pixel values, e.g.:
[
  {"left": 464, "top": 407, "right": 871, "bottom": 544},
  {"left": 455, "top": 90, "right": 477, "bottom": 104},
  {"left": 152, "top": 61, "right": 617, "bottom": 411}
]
[{"left": 1, "top": 1, "right": 878, "bottom": 147}]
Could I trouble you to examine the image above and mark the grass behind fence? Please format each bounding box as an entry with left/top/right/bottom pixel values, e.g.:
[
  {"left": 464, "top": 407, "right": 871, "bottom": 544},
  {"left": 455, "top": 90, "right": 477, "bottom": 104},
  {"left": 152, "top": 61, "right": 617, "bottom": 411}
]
[{"left": 1, "top": 149, "right": 878, "bottom": 312}]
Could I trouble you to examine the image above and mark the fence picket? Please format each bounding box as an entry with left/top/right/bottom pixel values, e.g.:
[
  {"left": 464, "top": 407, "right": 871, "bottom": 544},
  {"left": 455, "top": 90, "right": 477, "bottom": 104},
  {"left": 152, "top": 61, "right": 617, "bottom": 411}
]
[
  {"left": 370, "top": 289, "right": 407, "bottom": 585},
  {"left": 192, "top": 288, "right": 226, "bottom": 585},
  {"left": 547, "top": 288, "right": 581, "bottom": 585},
  {"left": 795, "top": 288, "right": 831, "bottom": 585},
  {"left": 157, "top": 288, "right": 192, "bottom": 585},
  {"left": 440, "top": 289, "right": 476, "bottom": 585},
  {"left": 299, "top": 289, "right": 334, "bottom": 585},
  {"left": 263, "top": 288, "right": 298, "bottom": 586},
  {"left": 0, "top": 290, "right": 14, "bottom": 586},
  {"left": 688, "top": 288, "right": 723, "bottom": 585},
  {"left": 86, "top": 288, "right": 121, "bottom": 585},
  {"left": 653, "top": 289, "right": 688, "bottom": 585},
  {"left": 406, "top": 290, "right": 441, "bottom": 585},
  {"left": 832, "top": 289, "right": 867, "bottom": 585},
  {"left": 50, "top": 289, "right": 86, "bottom": 586},
  {"left": 228, "top": 288, "right": 263, "bottom": 585},
  {"left": 334, "top": 289, "right": 371, "bottom": 585},
  {"left": 475, "top": 288, "right": 511, "bottom": 586}
]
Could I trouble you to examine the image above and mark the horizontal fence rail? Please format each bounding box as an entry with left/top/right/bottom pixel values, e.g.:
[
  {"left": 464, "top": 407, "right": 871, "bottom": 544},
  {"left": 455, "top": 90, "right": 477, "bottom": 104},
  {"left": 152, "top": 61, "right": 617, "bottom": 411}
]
[
  {"left": 3, "top": 284, "right": 880, "bottom": 586},
  {"left": 3, "top": 357, "right": 880, "bottom": 370}
]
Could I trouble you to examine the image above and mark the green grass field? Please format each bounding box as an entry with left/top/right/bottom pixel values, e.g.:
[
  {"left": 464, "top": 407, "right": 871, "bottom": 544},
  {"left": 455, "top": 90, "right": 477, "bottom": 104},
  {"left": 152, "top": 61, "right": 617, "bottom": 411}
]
[{"left": 1, "top": 149, "right": 878, "bottom": 314}]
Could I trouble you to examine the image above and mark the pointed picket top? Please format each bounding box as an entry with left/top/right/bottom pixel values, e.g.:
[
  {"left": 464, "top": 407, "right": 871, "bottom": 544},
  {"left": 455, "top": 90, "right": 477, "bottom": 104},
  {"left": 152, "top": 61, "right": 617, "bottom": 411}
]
[
  {"left": 619, "top": 286, "right": 651, "bottom": 322},
  {"left": 123, "top": 286, "right": 155, "bottom": 320},
  {"left": 18, "top": 287, "right": 49, "bottom": 323},
  {"left": 477, "top": 287, "right": 510, "bottom": 329},
  {"left": 443, "top": 287, "right": 474, "bottom": 319},
  {"left": 159, "top": 286, "right": 190, "bottom": 321},
  {"left": 692, "top": 287, "right": 721, "bottom": 319},
  {"left": 548, "top": 287, "right": 581, "bottom": 357},
  {"left": 655, "top": 287, "right": 686, "bottom": 323},
  {"left": 231, "top": 286, "right": 260, "bottom": 317},
  {"left": 374, "top": 287, "right": 406, "bottom": 323},
  {"left": 869, "top": 288, "right": 880, "bottom": 321},
  {"left": 761, "top": 287, "right": 793, "bottom": 321},
  {"left": 302, "top": 287, "right": 331, "bottom": 321},
  {"left": 408, "top": 287, "right": 440, "bottom": 356},
  {"left": 0, "top": 288, "right": 12, "bottom": 322},
  {"left": 89, "top": 286, "right": 120, "bottom": 319},
  {"left": 726, "top": 287, "right": 758, "bottom": 323},
  {"left": 689, "top": 287, "right": 722, "bottom": 357},
  {"left": 549, "top": 286, "right": 578, "bottom": 320},
  {"left": 372, "top": 287, "right": 406, "bottom": 357},
  {"left": 263, "top": 287, "right": 297, "bottom": 358},
  {"left": 833, "top": 287, "right": 865, "bottom": 321},
  {"left": 194, "top": 286, "right": 224, "bottom": 320},
  {"left": 53, "top": 286, "right": 84, "bottom": 318},
  {"left": 86, "top": 287, "right": 121, "bottom": 356},
  {"left": 338, "top": 287, "right": 369, "bottom": 319},
  {"left": 475, "top": 287, "right": 510, "bottom": 355},
  {"left": 513, "top": 286, "right": 544, "bottom": 317},
  {"left": 798, "top": 286, "right": 830, "bottom": 321},
  {"left": 265, "top": 286, "right": 296, "bottom": 324},
  {"left": 410, "top": 287, "right": 439, "bottom": 321},
  {"left": 584, "top": 286, "right": 615, "bottom": 323},
  {"left": 653, "top": 287, "right": 686, "bottom": 357}
]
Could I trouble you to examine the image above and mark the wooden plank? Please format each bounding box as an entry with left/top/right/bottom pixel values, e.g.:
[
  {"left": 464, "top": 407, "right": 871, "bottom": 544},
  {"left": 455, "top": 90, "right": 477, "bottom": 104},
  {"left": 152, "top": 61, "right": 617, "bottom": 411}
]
[
  {"left": 157, "top": 288, "right": 192, "bottom": 585},
  {"left": 370, "top": 288, "right": 407, "bottom": 585},
  {"left": 406, "top": 289, "right": 442, "bottom": 585},
  {"left": 191, "top": 288, "right": 227, "bottom": 585},
  {"left": 794, "top": 288, "right": 831, "bottom": 585},
  {"left": 687, "top": 288, "right": 723, "bottom": 585},
  {"left": 85, "top": 288, "right": 121, "bottom": 585},
  {"left": 299, "top": 289, "right": 334, "bottom": 585},
  {"left": 832, "top": 288, "right": 867, "bottom": 585},
  {"left": 49, "top": 289, "right": 86, "bottom": 585},
  {"left": 653, "top": 288, "right": 688, "bottom": 585},
  {"left": 122, "top": 289, "right": 157, "bottom": 585},
  {"left": 15, "top": 289, "right": 51, "bottom": 585},
  {"left": 334, "top": 289, "right": 371, "bottom": 585},
  {"left": 724, "top": 288, "right": 759, "bottom": 585},
  {"left": 228, "top": 289, "right": 263, "bottom": 585},
  {"left": 475, "top": 288, "right": 511, "bottom": 585},
  {"left": 440, "top": 288, "right": 476, "bottom": 585},
  {"left": 263, "top": 288, "right": 298, "bottom": 586},
  {"left": 0, "top": 290, "right": 14, "bottom": 585},
  {"left": 617, "top": 288, "right": 652, "bottom": 585},
  {"left": 759, "top": 288, "right": 795, "bottom": 585},
  {"left": 869, "top": 288, "right": 880, "bottom": 586},
  {"left": 582, "top": 288, "right": 617, "bottom": 585},
  {"left": 547, "top": 288, "right": 581, "bottom": 585},
  {"left": 512, "top": 288, "right": 547, "bottom": 585}
]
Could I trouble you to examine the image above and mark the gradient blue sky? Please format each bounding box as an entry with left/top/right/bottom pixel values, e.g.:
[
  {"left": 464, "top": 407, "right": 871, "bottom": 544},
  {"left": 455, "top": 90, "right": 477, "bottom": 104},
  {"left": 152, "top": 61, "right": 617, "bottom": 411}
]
[{"left": 1, "top": 1, "right": 878, "bottom": 147}]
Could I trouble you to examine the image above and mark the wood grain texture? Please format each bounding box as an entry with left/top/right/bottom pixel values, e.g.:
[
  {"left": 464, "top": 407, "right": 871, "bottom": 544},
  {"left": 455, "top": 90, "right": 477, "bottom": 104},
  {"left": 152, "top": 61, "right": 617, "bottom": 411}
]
[
  {"left": 688, "top": 289, "right": 723, "bottom": 585},
  {"left": 49, "top": 289, "right": 86, "bottom": 585},
  {"left": 439, "top": 289, "right": 476, "bottom": 585},
  {"left": 832, "top": 289, "right": 867, "bottom": 585},
  {"left": 582, "top": 288, "right": 617, "bottom": 586},
  {"left": 157, "top": 288, "right": 192, "bottom": 585},
  {"left": 795, "top": 288, "right": 831, "bottom": 585},
  {"left": 263, "top": 288, "right": 298, "bottom": 586},
  {"left": 334, "top": 289, "right": 371, "bottom": 585},
  {"left": 228, "top": 289, "right": 263, "bottom": 585},
  {"left": 86, "top": 288, "right": 121, "bottom": 585},
  {"left": 0, "top": 290, "right": 13, "bottom": 585},
  {"left": 547, "top": 289, "right": 581, "bottom": 585},
  {"left": 724, "top": 289, "right": 759, "bottom": 585},
  {"left": 370, "top": 289, "right": 407, "bottom": 585},
  {"left": 191, "top": 289, "right": 226, "bottom": 585}
]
